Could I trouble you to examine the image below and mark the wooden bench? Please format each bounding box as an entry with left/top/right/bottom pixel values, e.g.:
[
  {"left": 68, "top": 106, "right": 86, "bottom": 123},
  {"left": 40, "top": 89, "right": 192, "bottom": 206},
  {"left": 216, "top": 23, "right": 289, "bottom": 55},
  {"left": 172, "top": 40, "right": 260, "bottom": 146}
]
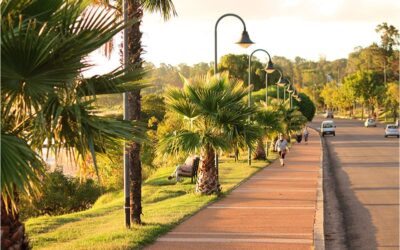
[{"left": 178, "top": 157, "right": 200, "bottom": 183}]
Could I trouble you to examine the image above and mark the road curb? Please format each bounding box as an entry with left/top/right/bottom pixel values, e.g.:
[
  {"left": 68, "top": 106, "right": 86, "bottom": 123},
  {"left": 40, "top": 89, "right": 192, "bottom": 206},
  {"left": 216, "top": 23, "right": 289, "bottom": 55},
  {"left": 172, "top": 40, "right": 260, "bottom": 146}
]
[{"left": 310, "top": 128, "right": 325, "bottom": 250}]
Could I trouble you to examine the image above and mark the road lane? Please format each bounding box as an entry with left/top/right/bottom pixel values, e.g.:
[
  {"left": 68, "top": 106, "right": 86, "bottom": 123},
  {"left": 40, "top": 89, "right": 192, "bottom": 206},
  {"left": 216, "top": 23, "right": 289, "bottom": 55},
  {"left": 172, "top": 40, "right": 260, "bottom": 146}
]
[{"left": 311, "top": 116, "right": 399, "bottom": 249}]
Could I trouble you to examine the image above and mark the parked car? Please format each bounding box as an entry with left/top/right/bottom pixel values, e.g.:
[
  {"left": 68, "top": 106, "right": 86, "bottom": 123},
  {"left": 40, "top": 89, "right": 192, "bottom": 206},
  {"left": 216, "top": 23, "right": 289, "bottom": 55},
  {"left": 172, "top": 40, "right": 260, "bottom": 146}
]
[
  {"left": 321, "top": 120, "right": 336, "bottom": 137},
  {"left": 384, "top": 124, "right": 399, "bottom": 138},
  {"left": 325, "top": 111, "right": 334, "bottom": 119},
  {"left": 364, "top": 118, "right": 377, "bottom": 127}
]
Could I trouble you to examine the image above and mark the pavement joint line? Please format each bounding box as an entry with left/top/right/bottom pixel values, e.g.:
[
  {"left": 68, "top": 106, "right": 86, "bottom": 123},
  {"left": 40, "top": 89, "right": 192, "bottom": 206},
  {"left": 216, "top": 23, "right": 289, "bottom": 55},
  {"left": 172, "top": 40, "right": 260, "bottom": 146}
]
[
  {"left": 208, "top": 206, "right": 315, "bottom": 209},
  {"left": 233, "top": 190, "right": 315, "bottom": 193},
  {"left": 251, "top": 177, "right": 316, "bottom": 180},
  {"left": 157, "top": 237, "right": 313, "bottom": 244},
  {"left": 169, "top": 232, "right": 313, "bottom": 237},
  {"left": 234, "top": 188, "right": 316, "bottom": 192},
  {"left": 261, "top": 169, "right": 319, "bottom": 172}
]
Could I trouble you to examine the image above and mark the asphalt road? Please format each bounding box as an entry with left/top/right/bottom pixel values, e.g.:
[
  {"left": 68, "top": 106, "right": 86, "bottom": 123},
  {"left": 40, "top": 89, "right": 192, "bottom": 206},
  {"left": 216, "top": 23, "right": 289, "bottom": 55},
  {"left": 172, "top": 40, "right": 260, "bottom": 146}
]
[{"left": 311, "top": 116, "right": 399, "bottom": 250}]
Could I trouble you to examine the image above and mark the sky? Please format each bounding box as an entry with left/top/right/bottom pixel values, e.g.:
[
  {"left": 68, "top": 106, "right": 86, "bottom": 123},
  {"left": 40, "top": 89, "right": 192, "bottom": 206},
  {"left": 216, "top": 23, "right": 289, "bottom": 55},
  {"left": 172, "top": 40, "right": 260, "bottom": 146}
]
[{"left": 87, "top": 0, "right": 400, "bottom": 75}]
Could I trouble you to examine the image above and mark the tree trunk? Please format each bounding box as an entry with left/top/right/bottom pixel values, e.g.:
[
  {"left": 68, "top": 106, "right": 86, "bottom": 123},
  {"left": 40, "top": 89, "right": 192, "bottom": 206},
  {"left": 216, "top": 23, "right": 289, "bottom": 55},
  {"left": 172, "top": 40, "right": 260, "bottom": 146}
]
[
  {"left": 253, "top": 138, "right": 266, "bottom": 160},
  {"left": 234, "top": 147, "right": 239, "bottom": 162},
  {"left": 196, "top": 147, "right": 220, "bottom": 194},
  {"left": 361, "top": 102, "right": 364, "bottom": 120},
  {"left": 1, "top": 196, "right": 30, "bottom": 250},
  {"left": 127, "top": 0, "right": 143, "bottom": 225}
]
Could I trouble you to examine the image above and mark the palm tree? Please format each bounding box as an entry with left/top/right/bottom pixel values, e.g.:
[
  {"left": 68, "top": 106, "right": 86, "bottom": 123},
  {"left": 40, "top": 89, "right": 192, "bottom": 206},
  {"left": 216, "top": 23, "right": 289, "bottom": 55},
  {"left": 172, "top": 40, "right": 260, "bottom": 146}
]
[
  {"left": 253, "top": 101, "right": 283, "bottom": 160},
  {"left": 1, "top": 0, "right": 146, "bottom": 248},
  {"left": 279, "top": 102, "right": 308, "bottom": 137},
  {"left": 122, "top": 0, "right": 176, "bottom": 225},
  {"left": 159, "top": 73, "right": 260, "bottom": 194}
]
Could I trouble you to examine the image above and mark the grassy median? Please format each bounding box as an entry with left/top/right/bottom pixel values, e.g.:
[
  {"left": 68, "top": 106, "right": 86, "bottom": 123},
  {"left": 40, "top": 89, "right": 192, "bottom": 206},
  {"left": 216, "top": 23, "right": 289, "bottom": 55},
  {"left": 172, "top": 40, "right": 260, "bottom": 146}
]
[{"left": 26, "top": 155, "right": 276, "bottom": 250}]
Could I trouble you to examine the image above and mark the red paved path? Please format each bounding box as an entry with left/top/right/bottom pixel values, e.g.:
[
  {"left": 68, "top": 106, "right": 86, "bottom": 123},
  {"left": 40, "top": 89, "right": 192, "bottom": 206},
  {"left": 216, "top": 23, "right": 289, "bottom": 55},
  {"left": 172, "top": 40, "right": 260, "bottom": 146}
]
[{"left": 147, "top": 130, "right": 321, "bottom": 250}]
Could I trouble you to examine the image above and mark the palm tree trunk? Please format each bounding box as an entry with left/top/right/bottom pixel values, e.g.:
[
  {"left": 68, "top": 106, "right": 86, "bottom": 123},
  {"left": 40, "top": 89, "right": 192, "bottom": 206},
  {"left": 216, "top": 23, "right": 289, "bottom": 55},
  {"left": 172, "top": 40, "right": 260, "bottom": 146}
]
[
  {"left": 253, "top": 138, "right": 266, "bottom": 160},
  {"left": 127, "top": 0, "right": 143, "bottom": 225},
  {"left": 1, "top": 196, "right": 30, "bottom": 250},
  {"left": 196, "top": 147, "right": 220, "bottom": 194}
]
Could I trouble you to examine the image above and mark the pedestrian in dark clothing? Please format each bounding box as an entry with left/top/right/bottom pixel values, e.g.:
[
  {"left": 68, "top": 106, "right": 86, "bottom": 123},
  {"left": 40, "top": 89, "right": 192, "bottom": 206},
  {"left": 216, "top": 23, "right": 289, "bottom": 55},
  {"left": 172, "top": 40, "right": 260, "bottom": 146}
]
[{"left": 303, "top": 127, "right": 309, "bottom": 144}]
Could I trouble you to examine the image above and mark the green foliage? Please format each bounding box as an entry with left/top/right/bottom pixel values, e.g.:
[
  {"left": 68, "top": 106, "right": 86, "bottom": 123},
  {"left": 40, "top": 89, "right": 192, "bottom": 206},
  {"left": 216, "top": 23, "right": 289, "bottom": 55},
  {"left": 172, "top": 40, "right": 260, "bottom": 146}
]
[
  {"left": 291, "top": 93, "right": 315, "bottom": 121},
  {"left": 1, "top": 0, "right": 147, "bottom": 211},
  {"left": 375, "top": 22, "right": 399, "bottom": 53},
  {"left": 254, "top": 101, "right": 284, "bottom": 141},
  {"left": 142, "top": 94, "right": 166, "bottom": 122},
  {"left": 343, "top": 70, "right": 385, "bottom": 111},
  {"left": 25, "top": 158, "right": 273, "bottom": 250},
  {"left": 159, "top": 73, "right": 261, "bottom": 156},
  {"left": 20, "top": 171, "right": 102, "bottom": 219},
  {"left": 154, "top": 111, "right": 187, "bottom": 168},
  {"left": 218, "top": 54, "right": 266, "bottom": 90}
]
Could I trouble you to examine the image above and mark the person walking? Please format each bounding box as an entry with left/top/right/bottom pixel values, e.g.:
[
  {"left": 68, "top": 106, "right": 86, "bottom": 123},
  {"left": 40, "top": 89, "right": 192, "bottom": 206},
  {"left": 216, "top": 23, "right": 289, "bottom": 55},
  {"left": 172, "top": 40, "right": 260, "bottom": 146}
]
[
  {"left": 303, "top": 126, "right": 309, "bottom": 144},
  {"left": 275, "top": 134, "right": 289, "bottom": 166}
]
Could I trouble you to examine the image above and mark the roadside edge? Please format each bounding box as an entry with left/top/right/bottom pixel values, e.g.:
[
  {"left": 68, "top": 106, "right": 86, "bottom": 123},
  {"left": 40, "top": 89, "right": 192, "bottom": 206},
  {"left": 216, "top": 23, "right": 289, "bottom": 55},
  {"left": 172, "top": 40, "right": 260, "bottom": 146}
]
[{"left": 311, "top": 127, "right": 325, "bottom": 250}]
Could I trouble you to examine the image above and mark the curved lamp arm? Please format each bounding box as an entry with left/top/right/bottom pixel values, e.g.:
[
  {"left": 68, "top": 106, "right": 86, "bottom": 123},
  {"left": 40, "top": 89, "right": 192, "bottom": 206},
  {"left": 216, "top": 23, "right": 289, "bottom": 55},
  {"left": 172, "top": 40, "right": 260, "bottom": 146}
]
[
  {"left": 214, "top": 13, "right": 253, "bottom": 74},
  {"left": 276, "top": 68, "right": 283, "bottom": 83},
  {"left": 248, "top": 49, "right": 273, "bottom": 107},
  {"left": 248, "top": 48, "right": 273, "bottom": 86}
]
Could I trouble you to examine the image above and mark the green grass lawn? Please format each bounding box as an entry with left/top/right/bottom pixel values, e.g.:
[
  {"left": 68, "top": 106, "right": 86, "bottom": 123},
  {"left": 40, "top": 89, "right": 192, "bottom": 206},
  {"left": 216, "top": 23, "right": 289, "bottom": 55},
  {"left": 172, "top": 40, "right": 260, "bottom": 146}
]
[{"left": 26, "top": 155, "right": 277, "bottom": 250}]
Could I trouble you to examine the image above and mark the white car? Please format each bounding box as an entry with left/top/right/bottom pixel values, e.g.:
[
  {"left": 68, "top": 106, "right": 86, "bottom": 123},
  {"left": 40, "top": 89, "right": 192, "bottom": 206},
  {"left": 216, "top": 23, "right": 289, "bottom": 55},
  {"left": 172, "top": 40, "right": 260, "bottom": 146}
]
[
  {"left": 384, "top": 124, "right": 399, "bottom": 138},
  {"left": 321, "top": 120, "right": 336, "bottom": 137},
  {"left": 364, "top": 118, "right": 377, "bottom": 127}
]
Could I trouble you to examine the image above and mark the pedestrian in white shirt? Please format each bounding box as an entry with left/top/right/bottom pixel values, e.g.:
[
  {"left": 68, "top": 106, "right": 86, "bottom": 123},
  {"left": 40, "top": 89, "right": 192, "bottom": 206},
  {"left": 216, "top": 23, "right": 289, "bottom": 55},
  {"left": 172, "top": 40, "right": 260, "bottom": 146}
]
[{"left": 275, "top": 134, "right": 289, "bottom": 166}]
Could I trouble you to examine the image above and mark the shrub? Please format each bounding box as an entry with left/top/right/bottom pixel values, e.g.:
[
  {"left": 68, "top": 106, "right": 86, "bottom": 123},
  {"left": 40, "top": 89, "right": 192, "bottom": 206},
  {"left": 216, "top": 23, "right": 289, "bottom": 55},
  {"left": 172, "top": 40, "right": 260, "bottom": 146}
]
[
  {"left": 20, "top": 171, "right": 102, "bottom": 220},
  {"left": 293, "top": 93, "right": 316, "bottom": 121}
]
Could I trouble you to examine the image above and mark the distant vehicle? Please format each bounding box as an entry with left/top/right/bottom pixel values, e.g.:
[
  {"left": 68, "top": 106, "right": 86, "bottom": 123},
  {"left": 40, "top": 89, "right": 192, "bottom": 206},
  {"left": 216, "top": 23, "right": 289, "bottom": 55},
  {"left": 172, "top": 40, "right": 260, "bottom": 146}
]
[
  {"left": 325, "top": 111, "right": 334, "bottom": 119},
  {"left": 321, "top": 120, "right": 336, "bottom": 137},
  {"left": 384, "top": 124, "right": 399, "bottom": 138},
  {"left": 364, "top": 118, "right": 377, "bottom": 127}
]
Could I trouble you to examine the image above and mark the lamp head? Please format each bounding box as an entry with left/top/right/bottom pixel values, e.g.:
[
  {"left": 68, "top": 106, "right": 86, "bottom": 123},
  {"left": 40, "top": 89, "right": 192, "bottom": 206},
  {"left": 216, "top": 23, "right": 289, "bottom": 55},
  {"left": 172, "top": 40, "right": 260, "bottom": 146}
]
[
  {"left": 287, "top": 84, "right": 294, "bottom": 93},
  {"left": 236, "top": 30, "right": 254, "bottom": 48},
  {"left": 265, "top": 60, "right": 275, "bottom": 74},
  {"left": 277, "top": 77, "right": 289, "bottom": 87}
]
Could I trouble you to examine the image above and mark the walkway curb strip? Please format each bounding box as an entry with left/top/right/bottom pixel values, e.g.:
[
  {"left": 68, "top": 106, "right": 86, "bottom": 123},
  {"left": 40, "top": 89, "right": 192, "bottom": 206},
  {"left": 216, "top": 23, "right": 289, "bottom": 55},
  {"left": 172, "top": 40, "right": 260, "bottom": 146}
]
[{"left": 311, "top": 128, "right": 325, "bottom": 250}]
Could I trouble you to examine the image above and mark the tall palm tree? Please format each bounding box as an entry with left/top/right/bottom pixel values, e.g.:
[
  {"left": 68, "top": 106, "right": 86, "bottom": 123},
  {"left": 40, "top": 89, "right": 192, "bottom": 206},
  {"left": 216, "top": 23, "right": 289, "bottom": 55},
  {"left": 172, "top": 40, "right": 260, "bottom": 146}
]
[
  {"left": 124, "top": 0, "right": 176, "bottom": 224},
  {"left": 1, "top": 0, "right": 146, "bottom": 248},
  {"left": 160, "top": 73, "right": 260, "bottom": 194}
]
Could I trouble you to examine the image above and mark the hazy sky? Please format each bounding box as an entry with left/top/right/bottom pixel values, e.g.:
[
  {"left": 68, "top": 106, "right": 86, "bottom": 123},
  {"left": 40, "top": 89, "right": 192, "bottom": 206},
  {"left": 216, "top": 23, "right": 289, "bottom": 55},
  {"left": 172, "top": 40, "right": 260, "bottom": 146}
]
[{"left": 87, "top": 0, "right": 400, "bottom": 75}]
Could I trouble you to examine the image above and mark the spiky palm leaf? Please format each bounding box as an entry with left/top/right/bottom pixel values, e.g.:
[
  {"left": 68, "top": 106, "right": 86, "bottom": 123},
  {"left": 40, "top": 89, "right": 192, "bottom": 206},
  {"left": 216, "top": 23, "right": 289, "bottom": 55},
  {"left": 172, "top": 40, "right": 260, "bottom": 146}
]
[
  {"left": 161, "top": 73, "right": 260, "bottom": 194},
  {"left": 1, "top": 0, "right": 147, "bottom": 213}
]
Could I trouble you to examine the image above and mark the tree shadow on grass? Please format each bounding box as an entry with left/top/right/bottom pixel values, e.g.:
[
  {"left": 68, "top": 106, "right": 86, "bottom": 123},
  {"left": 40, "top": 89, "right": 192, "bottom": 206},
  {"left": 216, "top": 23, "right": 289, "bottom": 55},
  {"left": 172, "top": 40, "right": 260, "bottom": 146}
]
[
  {"left": 27, "top": 216, "right": 81, "bottom": 234},
  {"left": 143, "top": 190, "right": 187, "bottom": 204}
]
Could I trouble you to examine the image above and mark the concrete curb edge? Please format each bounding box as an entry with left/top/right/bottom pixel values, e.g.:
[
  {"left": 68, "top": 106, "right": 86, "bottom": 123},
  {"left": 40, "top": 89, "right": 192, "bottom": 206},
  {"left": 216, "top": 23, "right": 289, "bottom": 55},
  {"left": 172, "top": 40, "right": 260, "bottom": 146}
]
[{"left": 311, "top": 127, "right": 325, "bottom": 250}]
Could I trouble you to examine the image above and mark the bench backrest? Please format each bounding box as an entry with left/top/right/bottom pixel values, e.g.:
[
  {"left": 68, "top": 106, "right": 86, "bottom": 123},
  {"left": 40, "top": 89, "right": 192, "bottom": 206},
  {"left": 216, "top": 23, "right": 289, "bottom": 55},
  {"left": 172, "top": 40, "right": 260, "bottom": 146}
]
[{"left": 191, "top": 157, "right": 200, "bottom": 177}]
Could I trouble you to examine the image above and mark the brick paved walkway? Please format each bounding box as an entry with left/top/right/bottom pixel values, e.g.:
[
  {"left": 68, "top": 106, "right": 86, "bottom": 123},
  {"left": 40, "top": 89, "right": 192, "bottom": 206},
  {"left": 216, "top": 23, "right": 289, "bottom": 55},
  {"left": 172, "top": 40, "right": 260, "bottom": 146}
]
[{"left": 147, "top": 130, "right": 322, "bottom": 250}]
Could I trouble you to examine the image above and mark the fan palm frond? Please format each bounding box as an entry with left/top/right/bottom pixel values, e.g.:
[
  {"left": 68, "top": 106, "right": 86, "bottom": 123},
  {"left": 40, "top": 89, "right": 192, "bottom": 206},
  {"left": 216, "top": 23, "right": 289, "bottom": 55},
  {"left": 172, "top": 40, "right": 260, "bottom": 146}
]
[
  {"left": 1, "top": 133, "right": 45, "bottom": 212},
  {"left": 140, "top": 0, "right": 177, "bottom": 21}
]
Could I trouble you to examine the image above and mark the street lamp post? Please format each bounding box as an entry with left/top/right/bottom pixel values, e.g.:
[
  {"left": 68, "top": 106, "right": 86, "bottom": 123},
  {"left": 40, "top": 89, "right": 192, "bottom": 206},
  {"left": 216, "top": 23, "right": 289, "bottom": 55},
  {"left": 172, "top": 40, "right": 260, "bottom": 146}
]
[
  {"left": 292, "top": 90, "right": 299, "bottom": 108},
  {"left": 247, "top": 49, "right": 274, "bottom": 165},
  {"left": 286, "top": 83, "right": 294, "bottom": 108},
  {"left": 276, "top": 69, "right": 289, "bottom": 102},
  {"left": 214, "top": 13, "right": 254, "bottom": 188}
]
